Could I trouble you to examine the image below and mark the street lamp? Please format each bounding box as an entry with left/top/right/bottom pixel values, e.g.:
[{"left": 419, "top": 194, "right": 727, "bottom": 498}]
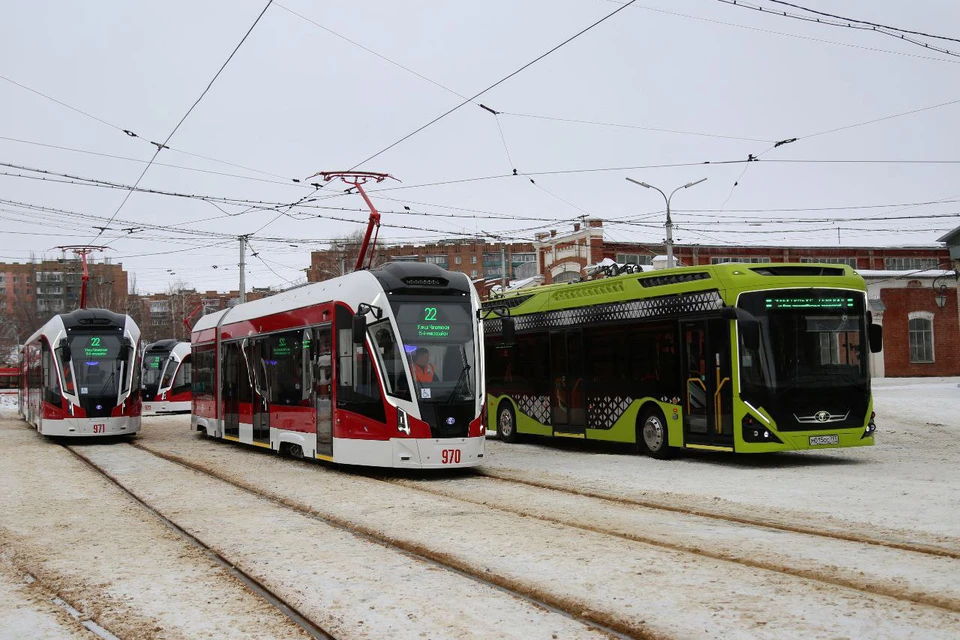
[
  {"left": 933, "top": 275, "right": 950, "bottom": 311},
  {"left": 625, "top": 177, "right": 707, "bottom": 268}
]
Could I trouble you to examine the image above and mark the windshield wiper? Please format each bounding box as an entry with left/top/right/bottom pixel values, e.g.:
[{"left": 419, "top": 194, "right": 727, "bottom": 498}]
[
  {"left": 96, "top": 368, "right": 118, "bottom": 397},
  {"left": 445, "top": 364, "right": 472, "bottom": 405}
]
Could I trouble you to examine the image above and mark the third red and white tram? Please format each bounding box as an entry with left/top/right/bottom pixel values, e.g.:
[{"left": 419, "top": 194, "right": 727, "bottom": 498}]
[
  {"left": 142, "top": 340, "right": 192, "bottom": 415},
  {"left": 191, "top": 262, "right": 486, "bottom": 468},
  {"left": 19, "top": 308, "right": 142, "bottom": 436}
]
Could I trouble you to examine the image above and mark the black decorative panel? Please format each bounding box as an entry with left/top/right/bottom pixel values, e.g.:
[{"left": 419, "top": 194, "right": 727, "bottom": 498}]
[{"left": 588, "top": 395, "right": 634, "bottom": 430}]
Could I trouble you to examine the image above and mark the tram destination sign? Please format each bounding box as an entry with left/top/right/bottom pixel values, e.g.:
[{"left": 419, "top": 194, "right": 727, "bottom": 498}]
[{"left": 764, "top": 296, "right": 855, "bottom": 310}]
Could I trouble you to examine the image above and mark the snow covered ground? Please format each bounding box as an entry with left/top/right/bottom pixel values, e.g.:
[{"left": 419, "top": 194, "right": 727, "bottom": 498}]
[{"left": 0, "top": 378, "right": 957, "bottom": 639}]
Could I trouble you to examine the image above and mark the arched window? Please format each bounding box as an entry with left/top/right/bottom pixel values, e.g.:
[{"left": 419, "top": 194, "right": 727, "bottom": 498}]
[
  {"left": 908, "top": 312, "right": 934, "bottom": 363},
  {"left": 553, "top": 271, "right": 580, "bottom": 284}
]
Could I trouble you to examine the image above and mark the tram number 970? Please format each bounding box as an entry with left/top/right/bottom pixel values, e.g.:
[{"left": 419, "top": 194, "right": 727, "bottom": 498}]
[
  {"left": 441, "top": 449, "right": 461, "bottom": 465},
  {"left": 92, "top": 424, "right": 106, "bottom": 434}
]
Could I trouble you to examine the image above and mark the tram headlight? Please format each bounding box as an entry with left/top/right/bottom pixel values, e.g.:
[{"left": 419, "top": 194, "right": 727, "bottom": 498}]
[{"left": 397, "top": 409, "right": 411, "bottom": 436}]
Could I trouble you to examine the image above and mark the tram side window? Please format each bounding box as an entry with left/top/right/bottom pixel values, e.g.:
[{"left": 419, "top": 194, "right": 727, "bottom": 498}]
[
  {"left": 261, "top": 331, "right": 310, "bottom": 407},
  {"left": 41, "top": 342, "right": 61, "bottom": 405},
  {"left": 192, "top": 346, "right": 216, "bottom": 401},
  {"left": 336, "top": 307, "right": 386, "bottom": 422}
]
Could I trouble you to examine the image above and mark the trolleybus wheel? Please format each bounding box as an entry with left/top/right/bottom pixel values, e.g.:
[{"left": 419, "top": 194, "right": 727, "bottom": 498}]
[
  {"left": 639, "top": 407, "right": 673, "bottom": 460},
  {"left": 498, "top": 402, "right": 518, "bottom": 443}
]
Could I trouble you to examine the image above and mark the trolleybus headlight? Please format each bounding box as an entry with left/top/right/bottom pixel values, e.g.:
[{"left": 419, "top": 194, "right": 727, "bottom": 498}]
[
  {"left": 397, "top": 409, "right": 411, "bottom": 435},
  {"left": 863, "top": 412, "right": 877, "bottom": 439},
  {"left": 742, "top": 414, "right": 782, "bottom": 444}
]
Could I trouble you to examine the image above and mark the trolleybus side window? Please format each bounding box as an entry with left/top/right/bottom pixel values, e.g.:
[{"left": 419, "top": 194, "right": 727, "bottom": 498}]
[{"left": 335, "top": 306, "right": 386, "bottom": 422}]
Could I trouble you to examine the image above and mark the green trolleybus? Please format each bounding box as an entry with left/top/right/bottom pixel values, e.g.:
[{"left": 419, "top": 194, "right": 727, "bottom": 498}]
[{"left": 483, "top": 263, "right": 882, "bottom": 457}]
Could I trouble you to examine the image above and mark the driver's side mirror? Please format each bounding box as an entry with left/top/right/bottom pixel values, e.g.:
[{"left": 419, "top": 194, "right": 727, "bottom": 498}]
[
  {"left": 61, "top": 344, "right": 72, "bottom": 362},
  {"left": 869, "top": 324, "right": 883, "bottom": 353},
  {"left": 352, "top": 313, "right": 367, "bottom": 344},
  {"left": 720, "top": 307, "right": 760, "bottom": 351},
  {"left": 501, "top": 317, "right": 516, "bottom": 346}
]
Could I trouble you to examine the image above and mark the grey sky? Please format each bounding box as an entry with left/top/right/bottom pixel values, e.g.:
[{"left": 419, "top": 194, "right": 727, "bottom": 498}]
[{"left": 2, "top": 0, "right": 959, "bottom": 292}]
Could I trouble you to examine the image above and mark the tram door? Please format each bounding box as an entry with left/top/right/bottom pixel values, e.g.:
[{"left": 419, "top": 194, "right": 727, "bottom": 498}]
[
  {"left": 222, "top": 342, "right": 241, "bottom": 439},
  {"left": 249, "top": 340, "right": 270, "bottom": 445},
  {"left": 681, "top": 320, "right": 733, "bottom": 447},
  {"left": 550, "top": 331, "right": 585, "bottom": 435},
  {"left": 313, "top": 325, "right": 333, "bottom": 458}
]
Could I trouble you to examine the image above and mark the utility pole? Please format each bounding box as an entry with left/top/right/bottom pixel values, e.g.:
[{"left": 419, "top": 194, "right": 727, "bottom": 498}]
[
  {"left": 625, "top": 178, "right": 707, "bottom": 268},
  {"left": 500, "top": 241, "right": 507, "bottom": 290},
  {"left": 239, "top": 235, "right": 248, "bottom": 304}
]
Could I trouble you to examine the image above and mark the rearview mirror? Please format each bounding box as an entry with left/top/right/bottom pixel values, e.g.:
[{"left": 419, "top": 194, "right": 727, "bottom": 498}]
[
  {"left": 501, "top": 317, "right": 516, "bottom": 346},
  {"left": 352, "top": 313, "right": 367, "bottom": 344},
  {"left": 869, "top": 323, "right": 883, "bottom": 353}
]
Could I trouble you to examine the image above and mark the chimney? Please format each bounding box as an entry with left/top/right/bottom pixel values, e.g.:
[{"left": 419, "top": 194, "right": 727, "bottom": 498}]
[
  {"left": 588, "top": 218, "right": 603, "bottom": 228},
  {"left": 573, "top": 223, "right": 581, "bottom": 232},
  {"left": 550, "top": 229, "right": 557, "bottom": 238}
]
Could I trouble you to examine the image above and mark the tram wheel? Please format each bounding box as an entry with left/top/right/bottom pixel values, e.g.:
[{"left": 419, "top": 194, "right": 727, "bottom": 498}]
[
  {"left": 638, "top": 407, "right": 673, "bottom": 460},
  {"left": 498, "top": 402, "right": 518, "bottom": 443}
]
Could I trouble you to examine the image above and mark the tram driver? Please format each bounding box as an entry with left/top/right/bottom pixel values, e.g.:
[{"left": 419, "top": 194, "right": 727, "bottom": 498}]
[{"left": 410, "top": 347, "right": 437, "bottom": 383}]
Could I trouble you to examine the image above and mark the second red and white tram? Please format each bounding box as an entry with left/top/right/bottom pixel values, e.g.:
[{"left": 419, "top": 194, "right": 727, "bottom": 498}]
[
  {"left": 19, "top": 308, "right": 142, "bottom": 436},
  {"left": 142, "top": 340, "right": 192, "bottom": 415},
  {"left": 191, "top": 262, "right": 486, "bottom": 468}
]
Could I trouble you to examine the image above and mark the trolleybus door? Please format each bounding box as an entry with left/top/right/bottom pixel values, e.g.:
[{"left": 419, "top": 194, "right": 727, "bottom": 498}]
[
  {"left": 681, "top": 320, "right": 733, "bottom": 447},
  {"left": 313, "top": 325, "right": 333, "bottom": 458},
  {"left": 550, "top": 331, "right": 586, "bottom": 436}
]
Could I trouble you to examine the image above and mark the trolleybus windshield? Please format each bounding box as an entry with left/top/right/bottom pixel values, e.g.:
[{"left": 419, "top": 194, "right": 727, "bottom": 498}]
[
  {"left": 737, "top": 290, "right": 868, "bottom": 396},
  {"left": 391, "top": 301, "right": 476, "bottom": 403},
  {"left": 67, "top": 333, "right": 126, "bottom": 397}
]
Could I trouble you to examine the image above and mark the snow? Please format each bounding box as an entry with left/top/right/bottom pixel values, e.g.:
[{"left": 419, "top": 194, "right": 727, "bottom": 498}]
[
  {"left": 0, "top": 560, "right": 87, "bottom": 640},
  {"left": 1, "top": 378, "right": 959, "bottom": 638},
  {"left": 0, "top": 391, "right": 18, "bottom": 414},
  {"left": 0, "top": 421, "right": 312, "bottom": 640}
]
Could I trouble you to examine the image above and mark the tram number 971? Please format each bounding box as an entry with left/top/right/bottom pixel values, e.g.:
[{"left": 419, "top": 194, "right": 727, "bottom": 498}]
[
  {"left": 441, "top": 449, "right": 461, "bottom": 465},
  {"left": 92, "top": 424, "right": 106, "bottom": 434}
]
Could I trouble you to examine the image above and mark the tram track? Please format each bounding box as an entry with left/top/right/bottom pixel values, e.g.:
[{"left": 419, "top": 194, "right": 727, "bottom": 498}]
[
  {"left": 123, "top": 432, "right": 960, "bottom": 640},
  {"left": 62, "top": 444, "right": 335, "bottom": 640},
  {"left": 381, "top": 469, "right": 960, "bottom": 614},
  {"left": 120, "top": 441, "right": 637, "bottom": 640},
  {"left": 475, "top": 467, "right": 960, "bottom": 560}
]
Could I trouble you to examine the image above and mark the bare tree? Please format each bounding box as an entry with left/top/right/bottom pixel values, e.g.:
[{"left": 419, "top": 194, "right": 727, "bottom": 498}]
[{"left": 311, "top": 230, "right": 388, "bottom": 282}]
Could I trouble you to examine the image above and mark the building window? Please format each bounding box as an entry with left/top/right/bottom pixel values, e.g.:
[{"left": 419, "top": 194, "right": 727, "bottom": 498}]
[
  {"left": 553, "top": 271, "right": 580, "bottom": 284},
  {"left": 885, "top": 257, "right": 938, "bottom": 271},
  {"left": 800, "top": 257, "right": 858, "bottom": 267},
  {"left": 424, "top": 255, "right": 449, "bottom": 268},
  {"left": 471, "top": 255, "right": 477, "bottom": 264},
  {"left": 908, "top": 314, "right": 934, "bottom": 363},
  {"left": 454, "top": 256, "right": 461, "bottom": 265},
  {"left": 470, "top": 269, "right": 478, "bottom": 278},
  {"left": 150, "top": 300, "right": 170, "bottom": 314},
  {"left": 616, "top": 253, "right": 653, "bottom": 266},
  {"left": 710, "top": 257, "right": 771, "bottom": 264}
]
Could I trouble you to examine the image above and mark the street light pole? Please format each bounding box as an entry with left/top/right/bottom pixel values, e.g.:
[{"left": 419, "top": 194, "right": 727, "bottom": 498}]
[{"left": 625, "top": 177, "right": 707, "bottom": 268}]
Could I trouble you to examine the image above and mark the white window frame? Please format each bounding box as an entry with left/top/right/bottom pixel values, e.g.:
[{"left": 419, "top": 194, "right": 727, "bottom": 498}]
[{"left": 907, "top": 311, "right": 935, "bottom": 363}]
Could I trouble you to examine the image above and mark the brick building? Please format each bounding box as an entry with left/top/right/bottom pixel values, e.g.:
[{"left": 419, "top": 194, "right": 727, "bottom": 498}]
[
  {"left": 0, "top": 258, "right": 128, "bottom": 357},
  {"left": 128, "top": 287, "right": 275, "bottom": 344},
  {"left": 307, "top": 239, "right": 537, "bottom": 285},
  {"left": 532, "top": 220, "right": 958, "bottom": 378}
]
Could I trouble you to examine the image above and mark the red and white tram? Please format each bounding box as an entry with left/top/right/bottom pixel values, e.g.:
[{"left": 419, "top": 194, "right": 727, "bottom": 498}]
[
  {"left": 142, "top": 340, "right": 192, "bottom": 415},
  {"left": 191, "top": 262, "right": 486, "bottom": 468},
  {"left": 19, "top": 308, "right": 142, "bottom": 436}
]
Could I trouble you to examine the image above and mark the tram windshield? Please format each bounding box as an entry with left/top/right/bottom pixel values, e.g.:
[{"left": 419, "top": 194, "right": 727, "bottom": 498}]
[
  {"left": 390, "top": 301, "right": 476, "bottom": 404},
  {"left": 737, "top": 290, "right": 868, "bottom": 397},
  {"left": 66, "top": 333, "right": 127, "bottom": 397},
  {"left": 142, "top": 351, "right": 168, "bottom": 388}
]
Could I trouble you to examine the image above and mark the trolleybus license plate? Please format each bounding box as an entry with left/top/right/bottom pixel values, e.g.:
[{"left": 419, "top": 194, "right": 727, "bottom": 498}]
[{"left": 809, "top": 434, "right": 839, "bottom": 446}]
